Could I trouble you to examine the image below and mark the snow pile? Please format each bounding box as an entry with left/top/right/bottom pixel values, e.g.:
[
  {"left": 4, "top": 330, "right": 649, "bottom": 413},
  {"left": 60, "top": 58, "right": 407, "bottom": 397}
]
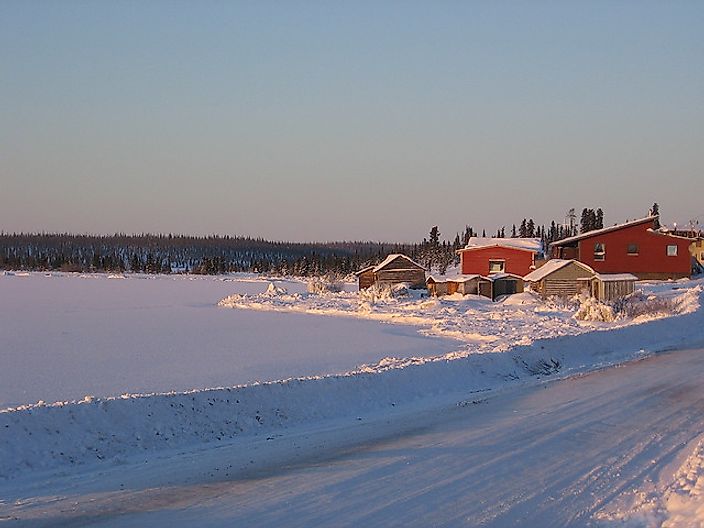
[
  {"left": 574, "top": 295, "right": 616, "bottom": 322},
  {"left": 264, "top": 282, "right": 289, "bottom": 296},
  {"left": 612, "top": 286, "right": 703, "bottom": 322},
  {"left": 663, "top": 440, "right": 704, "bottom": 527},
  {"left": 597, "top": 438, "right": 704, "bottom": 527}
]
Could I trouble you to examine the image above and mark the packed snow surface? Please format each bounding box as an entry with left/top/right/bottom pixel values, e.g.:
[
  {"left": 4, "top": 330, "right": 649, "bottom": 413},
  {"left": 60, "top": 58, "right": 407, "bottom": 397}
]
[{"left": 0, "top": 272, "right": 459, "bottom": 409}]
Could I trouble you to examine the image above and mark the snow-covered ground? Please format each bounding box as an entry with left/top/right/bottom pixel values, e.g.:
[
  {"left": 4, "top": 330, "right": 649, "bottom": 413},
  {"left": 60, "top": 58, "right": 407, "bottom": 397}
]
[
  {"left": 0, "top": 272, "right": 459, "bottom": 409},
  {"left": 4, "top": 346, "right": 704, "bottom": 527},
  {"left": 596, "top": 432, "right": 704, "bottom": 527},
  {"left": 219, "top": 279, "right": 702, "bottom": 357},
  {"left": 2, "top": 272, "right": 704, "bottom": 526}
]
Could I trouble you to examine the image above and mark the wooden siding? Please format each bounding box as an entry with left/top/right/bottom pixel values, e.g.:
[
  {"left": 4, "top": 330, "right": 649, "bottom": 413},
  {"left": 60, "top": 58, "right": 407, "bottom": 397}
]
[
  {"left": 597, "top": 279, "right": 635, "bottom": 302},
  {"left": 478, "top": 280, "right": 493, "bottom": 299},
  {"left": 359, "top": 254, "right": 426, "bottom": 290},
  {"left": 376, "top": 269, "right": 426, "bottom": 289},
  {"left": 427, "top": 281, "right": 449, "bottom": 296},
  {"left": 542, "top": 279, "right": 586, "bottom": 298},
  {"left": 530, "top": 261, "right": 593, "bottom": 298},
  {"left": 357, "top": 269, "right": 375, "bottom": 290},
  {"left": 457, "top": 279, "right": 480, "bottom": 295}
]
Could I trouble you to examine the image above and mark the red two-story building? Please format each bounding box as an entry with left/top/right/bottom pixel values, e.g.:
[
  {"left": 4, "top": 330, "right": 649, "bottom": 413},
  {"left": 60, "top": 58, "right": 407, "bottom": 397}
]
[
  {"left": 457, "top": 237, "right": 542, "bottom": 277},
  {"left": 550, "top": 216, "right": 692, "bottom": 280}
]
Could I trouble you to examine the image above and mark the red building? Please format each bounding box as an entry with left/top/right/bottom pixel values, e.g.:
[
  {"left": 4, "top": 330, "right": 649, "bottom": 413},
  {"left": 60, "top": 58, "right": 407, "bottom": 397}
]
[
  {"left": 550, "top": 216, "right": 692, "bottom": 280},
  {"left": 457, "top": 238, "right": 542, "bottom": 277}
]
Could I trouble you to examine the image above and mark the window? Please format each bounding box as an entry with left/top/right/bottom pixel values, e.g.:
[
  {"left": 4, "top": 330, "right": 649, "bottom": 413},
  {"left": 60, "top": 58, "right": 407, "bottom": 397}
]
[
  {"left": 594, "top": 242, "right": 606, "bottom": 261},
  {"left": 666, "top": 245, "right": 678, "bottom": 257},
  {"left": 488, "top": 260, "right": 505, "bottom": 273},
  {"left": 627, "top": 244, "right": 639, "bottom": 255}
]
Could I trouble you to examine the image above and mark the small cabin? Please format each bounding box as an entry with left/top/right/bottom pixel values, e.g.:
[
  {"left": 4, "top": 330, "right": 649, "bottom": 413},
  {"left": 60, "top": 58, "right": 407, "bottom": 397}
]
[
  {"left": 426, "top": 274, "right": 484, "bottom": 297},
  {"left": 426, "top": 276, "right": 450, "bottom": 297},
  {"left": 523, "top": 259, "right": 595, "bottom": 298},
  {"left": 426, "top": 273, "right": 521, "bottom": 301},
  {"left": 488, "top": 273, "right": 525, "bottom": 300},
  {"left": 356, "top": 254, "right": 426, "bottom": 290},
  {"left": 579, "top": 273, "right": 638, "bottom": 302}
]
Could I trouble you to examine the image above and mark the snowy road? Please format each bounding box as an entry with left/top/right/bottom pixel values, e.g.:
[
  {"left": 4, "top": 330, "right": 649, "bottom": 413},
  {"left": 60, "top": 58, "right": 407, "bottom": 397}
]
[{"left": 4, "top": 347, "right": 704, "bottom": 527}]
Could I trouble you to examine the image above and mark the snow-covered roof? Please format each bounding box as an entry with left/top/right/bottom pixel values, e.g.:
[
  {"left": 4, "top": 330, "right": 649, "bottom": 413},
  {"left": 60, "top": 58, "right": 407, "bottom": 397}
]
[
  {"left": 486, "top": 272, "right": 524, "bottom": 281},
  {"left": 459, "top": 237, "right": 543, "bottom": 254},
  {"left": 354, "top": 265, "right": 375, "bottom": 276},
  {"left": 550, "top": 216, "right": 658, "bottom": 247},
  {"left": 593, "top": 273, "right": 639, "bottom": 282},
  {"left": 426, "top": 273, "right": 481, "bottom": 283},
  {"left": 372, "top": 254, "right": 425, "bottom": 273},
  {"left": 523, "top": 259, "right": 594, "bottom": 282}
]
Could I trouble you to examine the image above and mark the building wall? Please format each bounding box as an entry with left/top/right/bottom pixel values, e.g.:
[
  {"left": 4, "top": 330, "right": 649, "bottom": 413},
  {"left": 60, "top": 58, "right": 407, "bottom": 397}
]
[
  {"left": 492, "top": 278, "right": 524, "bottom": 299},
  {"left": 595, "top": 279, "right": 636, "bottom": 302},
  {"left": 574, "top": 222, "right": 691, "bottom": 279},
  {"left": 457, "top": 279, "right": 480, "bottom": 295},
  {"left": 357, "top": 270, "right": 375, "bottom": 290},
  {"left": 376, "top": 269, "right": 426, "bottom": 289},
  {"left": 691, "top": 239, "right": 704, "bottom": 268},
  {"left": 531, "top": 262, "right": 593, "bottom": 298},
  {"left": 460, "top": 246, "right": 535, "bottom": 277}
]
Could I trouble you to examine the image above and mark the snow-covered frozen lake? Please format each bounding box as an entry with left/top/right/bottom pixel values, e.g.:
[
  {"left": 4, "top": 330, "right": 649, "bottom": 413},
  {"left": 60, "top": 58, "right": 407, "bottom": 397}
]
[{"left": 0, "top": 273, "right": 460, "bottom": 408}]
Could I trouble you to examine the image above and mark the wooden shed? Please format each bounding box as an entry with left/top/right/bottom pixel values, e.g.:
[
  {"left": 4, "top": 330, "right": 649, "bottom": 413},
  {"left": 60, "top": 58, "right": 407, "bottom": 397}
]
[
  {"left": 426, "top": 276, "right": 449, "bottom": 296},
  {"left": 523, "top": 259, "right": 595, "bottom": 298},
  {"left": 356, "top": 254, "right": 426, "bottom": 290},
  {"left": 579, "top": 273, "right": 638, "bottom": 302},
  {"left": 355, "top": 266, "right": 375, "bottom": 290},
  {"left": 488, "top": 273, "right": 525, "bottom": 300},
  {"left": 426, "top": 274, "right": 484, "bottom": 297}
]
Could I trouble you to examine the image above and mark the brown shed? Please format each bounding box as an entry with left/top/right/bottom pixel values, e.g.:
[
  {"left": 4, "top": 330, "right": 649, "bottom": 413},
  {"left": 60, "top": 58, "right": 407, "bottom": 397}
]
[
  {"left": 426, "top": 276, "right": 449, "bottom": 296},
  {"left": 487, "top": 273, "right": 525, "bottom": 300},
  {"left": 579, "top": 273, "right": 638, "bottom": 302},
  {"left": 356, "top": 254, "right": 426, "bottom": 290},
  {"left": 523, "top": 259, "right": 594, "bottom": 298},
  {"left": 426, "top": 274, "right": 483, "bottom": 297},
  {"left": 355, "top": 266, "right": 376, "bottom": 290}
]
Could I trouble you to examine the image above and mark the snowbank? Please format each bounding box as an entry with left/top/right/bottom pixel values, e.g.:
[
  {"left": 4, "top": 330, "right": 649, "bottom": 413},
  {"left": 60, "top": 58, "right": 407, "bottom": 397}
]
[
  {"left": 597, "top": 436, "right": 704, "bottom": 526},
  {"left": 2, "top": 284, "right": 704, "bottom": 481}
]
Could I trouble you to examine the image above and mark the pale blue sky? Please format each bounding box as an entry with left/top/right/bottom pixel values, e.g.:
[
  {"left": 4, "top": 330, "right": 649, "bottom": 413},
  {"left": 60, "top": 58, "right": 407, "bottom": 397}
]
[{"left": 1, "top": 1, "right": 702, "bottom": 241}]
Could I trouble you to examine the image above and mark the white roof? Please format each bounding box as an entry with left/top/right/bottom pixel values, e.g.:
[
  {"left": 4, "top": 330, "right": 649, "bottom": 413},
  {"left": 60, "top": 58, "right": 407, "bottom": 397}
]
[
  {"left": 523, "top": 259, "right": 594, "bottom": 282},
  {"left": 461, "top": 237, "right": 543, "bottom": 253},
  {"left": 550, "top": 216, "right": 658, "bottom": 246},
  {"left": 486, "top": 272, "right": 523, "bottom": 281},
  {"left": 593, "top": 273, "right": 639, "bottom": 282},
  {"left": 427, "top": 273, "right": 481, "bottom": 283},
  {"left": 372, "top": 254, "right": 425, "bottom": 273}
]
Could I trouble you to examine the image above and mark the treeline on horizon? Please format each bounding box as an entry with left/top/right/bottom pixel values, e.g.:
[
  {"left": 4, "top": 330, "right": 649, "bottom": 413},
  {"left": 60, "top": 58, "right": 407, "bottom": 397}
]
[{"left": 0, "top": 206, "right": 617, "bottom": 276}]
